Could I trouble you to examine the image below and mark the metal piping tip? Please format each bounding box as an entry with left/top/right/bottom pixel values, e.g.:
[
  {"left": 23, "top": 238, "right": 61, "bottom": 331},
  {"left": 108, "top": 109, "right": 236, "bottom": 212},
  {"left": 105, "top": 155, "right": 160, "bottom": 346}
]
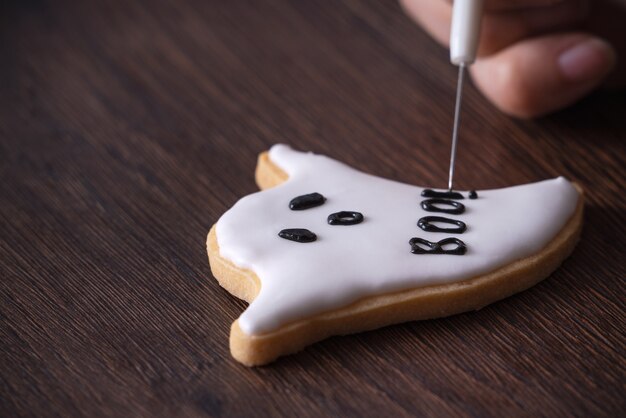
[{"left": 447, "top": 63, "right": 466, "bottom": 191}]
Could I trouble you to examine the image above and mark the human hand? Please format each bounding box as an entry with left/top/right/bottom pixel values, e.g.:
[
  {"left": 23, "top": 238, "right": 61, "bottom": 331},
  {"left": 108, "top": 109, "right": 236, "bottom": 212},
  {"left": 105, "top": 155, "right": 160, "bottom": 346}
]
[{"left": 400, "top": 0, "right": 626, "bottom": 118}]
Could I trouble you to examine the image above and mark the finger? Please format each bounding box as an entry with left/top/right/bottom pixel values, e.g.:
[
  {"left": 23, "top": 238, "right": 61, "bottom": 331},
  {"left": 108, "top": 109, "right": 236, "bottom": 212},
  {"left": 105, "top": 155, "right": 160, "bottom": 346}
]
[
  {"left": 479, "top": 0, "right": 588, "bottom": 55},
  {"left": 470, "top": 33, "right": 616, "bottom": 118},
  {"left": 400, "top": 0, "right": 588, "bottom": 56}
]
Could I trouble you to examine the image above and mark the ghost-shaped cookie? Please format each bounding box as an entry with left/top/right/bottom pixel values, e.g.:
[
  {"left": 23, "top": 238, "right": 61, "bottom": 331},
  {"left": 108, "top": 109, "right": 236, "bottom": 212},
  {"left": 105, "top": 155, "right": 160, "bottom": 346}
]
[{"left": 207, "top": 144, "right": 583, "bottom": 366}]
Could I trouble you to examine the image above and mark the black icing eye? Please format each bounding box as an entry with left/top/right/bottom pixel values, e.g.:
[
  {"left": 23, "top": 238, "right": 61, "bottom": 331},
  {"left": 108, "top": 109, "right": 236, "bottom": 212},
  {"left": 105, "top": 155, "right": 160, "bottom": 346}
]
[
  {"left": 409, "top": 237, "right": 466, "bottom": 255},
  {"left": 468, "top": 190, "right": 478, "bottom": 199},
  {"left": 278, "top": 228, "right": 317, "bottom": 243},
  {"left": 327, "top": 211, "right": 364, "bottom": 225},
  {"left": 421, "top": 198, "right": 465, "bottom": 215},
  {"left": 289, "top": 193, "right": 326, "bottom": 210},
  {"left": 417, "top": 216, "right": 466, "bottom": 233}
]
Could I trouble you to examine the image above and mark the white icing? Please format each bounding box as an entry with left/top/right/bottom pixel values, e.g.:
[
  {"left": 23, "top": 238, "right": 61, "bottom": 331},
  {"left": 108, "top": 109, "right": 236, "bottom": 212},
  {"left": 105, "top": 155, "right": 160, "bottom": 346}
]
[{"left": 216, "top": 144, "right": 580, "bottom": 336}]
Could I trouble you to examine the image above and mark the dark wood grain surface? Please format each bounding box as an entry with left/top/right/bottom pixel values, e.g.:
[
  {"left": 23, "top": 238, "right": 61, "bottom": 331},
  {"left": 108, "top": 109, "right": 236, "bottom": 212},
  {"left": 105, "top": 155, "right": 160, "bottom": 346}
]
[{"left": 1, "top": 0, "right": 625, "bottom": 417}]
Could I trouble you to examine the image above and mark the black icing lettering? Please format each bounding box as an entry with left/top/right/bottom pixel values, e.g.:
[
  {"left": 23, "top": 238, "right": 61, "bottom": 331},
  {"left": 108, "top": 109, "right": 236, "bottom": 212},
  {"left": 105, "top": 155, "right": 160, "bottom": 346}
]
[
  {"left": 327, "top": 211, "right": 364, "bottom": 225},
  {"left": 417, "top": 216, "right": 466, "bottom": 233},
  {"left": 421, "top": 189, "right": 464, "bottom": 200},
  {"left": 409, "top": 237, "right": 467, "bottom": 255},
  {"left": 278, "top": 228, "right": 317, "bottom": 243},
  {"left": 468, "top": 190, "right": 478, "bottom": 199},
  {"left": 289, "top": 192, "right": 326, "bottom": 210},
  {"left": 421, "top": 198, "right": 465, "bottom": 215}
]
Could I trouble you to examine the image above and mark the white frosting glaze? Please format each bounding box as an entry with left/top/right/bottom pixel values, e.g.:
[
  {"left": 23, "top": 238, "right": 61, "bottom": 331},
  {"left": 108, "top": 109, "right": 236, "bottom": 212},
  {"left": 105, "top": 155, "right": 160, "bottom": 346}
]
[{"left": 216, "top": 144, "right": 580, "bottom": 336}]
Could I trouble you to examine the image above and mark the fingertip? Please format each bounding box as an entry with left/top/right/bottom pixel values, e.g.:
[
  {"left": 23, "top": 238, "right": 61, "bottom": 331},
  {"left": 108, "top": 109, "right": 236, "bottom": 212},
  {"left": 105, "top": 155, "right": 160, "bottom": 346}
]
[
  {"left": 470, "top": 34, "right": 616, "bottom": 118},
  {"left": 557, "top": 38, "right": 616, "bottom": 83}
]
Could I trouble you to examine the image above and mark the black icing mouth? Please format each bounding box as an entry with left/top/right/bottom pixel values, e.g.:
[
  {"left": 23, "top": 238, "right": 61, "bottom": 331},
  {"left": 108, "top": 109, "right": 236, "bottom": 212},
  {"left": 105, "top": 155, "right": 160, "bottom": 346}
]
[{"left": 327, "top": 211, "right": 364, "bottom": 226}]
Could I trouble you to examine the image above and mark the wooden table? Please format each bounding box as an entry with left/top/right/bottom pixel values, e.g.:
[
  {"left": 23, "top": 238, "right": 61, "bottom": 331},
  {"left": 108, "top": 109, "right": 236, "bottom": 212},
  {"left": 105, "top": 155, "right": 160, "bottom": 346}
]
[{"left": 2, "top": 1, "right": 624, "bottom": 416}]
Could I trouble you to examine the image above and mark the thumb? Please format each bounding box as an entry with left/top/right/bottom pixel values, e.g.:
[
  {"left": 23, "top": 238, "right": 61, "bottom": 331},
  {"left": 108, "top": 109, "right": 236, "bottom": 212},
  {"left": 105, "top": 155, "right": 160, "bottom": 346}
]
[{"left": 470, "top": 33, "right": 616, "bottom": 118}]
